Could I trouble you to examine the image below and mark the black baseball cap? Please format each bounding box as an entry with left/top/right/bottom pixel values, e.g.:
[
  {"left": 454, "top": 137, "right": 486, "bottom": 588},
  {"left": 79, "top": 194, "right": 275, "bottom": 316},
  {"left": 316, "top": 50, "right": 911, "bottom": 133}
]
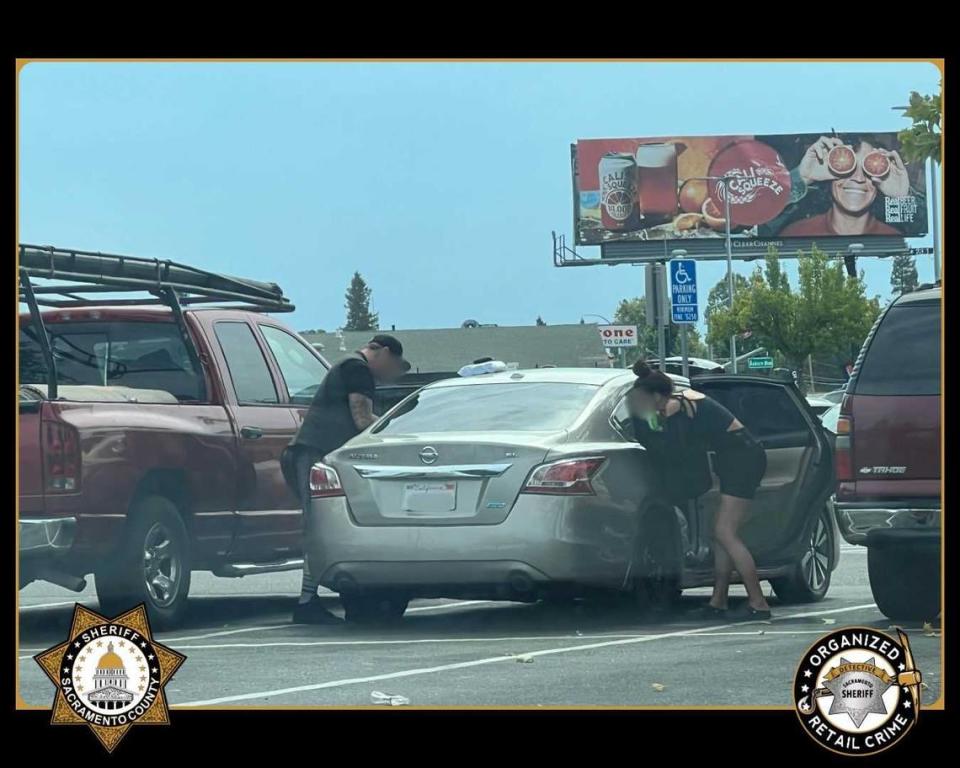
[{"left": 368, "top": 334, "right": 409, "bottom": 369}]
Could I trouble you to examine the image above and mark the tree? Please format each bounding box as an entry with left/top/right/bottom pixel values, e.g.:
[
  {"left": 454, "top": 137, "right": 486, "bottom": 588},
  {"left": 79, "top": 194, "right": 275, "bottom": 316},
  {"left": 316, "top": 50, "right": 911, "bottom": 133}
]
[
  {"left": 709, "top": 247, "right": 880, "bottom": 390},
  {"left": 897, "top": 82, "right": 941, "bottom": 165},
  {"left": 536, "top": 315, "right": 547, "bottom": 326},
  {"left": 343, "top": 272, "right": 379, "bottom": 332},
  {"left": 890, "top": 252, "right": 919, "bottom": 296},
  {"left": 613, "top": 297, "right": 707, "bottom": 365},
  {"left": 704, "top": 273, "right": 760, "bottom": 358}
]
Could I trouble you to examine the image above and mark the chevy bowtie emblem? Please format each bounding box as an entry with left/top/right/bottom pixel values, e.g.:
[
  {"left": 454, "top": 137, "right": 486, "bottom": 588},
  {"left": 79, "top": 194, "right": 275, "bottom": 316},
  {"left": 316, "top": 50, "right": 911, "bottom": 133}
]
[{"left": 419, "top": 446, "right": 439, "bottom": 465}]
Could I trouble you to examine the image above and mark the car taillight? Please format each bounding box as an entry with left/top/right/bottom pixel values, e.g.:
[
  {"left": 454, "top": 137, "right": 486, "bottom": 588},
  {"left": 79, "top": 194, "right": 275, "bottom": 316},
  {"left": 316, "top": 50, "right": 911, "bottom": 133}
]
[
  {"left": 834, "top": 415, "right": 853, "bottom": 482},
  {"left": 522, "top": 457, "right": 605, "bottom": 496},
  {"left": 44, "top": 421, "right": 81, "bottom": 492},
  {"left": 310, "top": 464, "right": 345, "bottom": 498}
]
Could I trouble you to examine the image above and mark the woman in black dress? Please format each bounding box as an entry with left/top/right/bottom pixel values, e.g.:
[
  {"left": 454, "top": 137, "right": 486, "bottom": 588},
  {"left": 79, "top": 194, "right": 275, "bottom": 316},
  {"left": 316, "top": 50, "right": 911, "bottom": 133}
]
[{"left": 628, "top": 361, "right": 771, "bottom": 620}]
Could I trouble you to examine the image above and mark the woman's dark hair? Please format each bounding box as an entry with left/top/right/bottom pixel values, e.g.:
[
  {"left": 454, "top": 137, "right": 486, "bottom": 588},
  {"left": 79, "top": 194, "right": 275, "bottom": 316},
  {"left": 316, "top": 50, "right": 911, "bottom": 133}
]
[{"left": 631, "top": 359, "right": 674, "bottom": 397}]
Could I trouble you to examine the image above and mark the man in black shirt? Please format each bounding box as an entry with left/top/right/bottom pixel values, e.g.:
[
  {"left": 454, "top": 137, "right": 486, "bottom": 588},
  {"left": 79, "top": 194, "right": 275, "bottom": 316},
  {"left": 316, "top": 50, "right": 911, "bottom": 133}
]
[{"left": 287, "top": 334, "right": 409, "bottom": 624}]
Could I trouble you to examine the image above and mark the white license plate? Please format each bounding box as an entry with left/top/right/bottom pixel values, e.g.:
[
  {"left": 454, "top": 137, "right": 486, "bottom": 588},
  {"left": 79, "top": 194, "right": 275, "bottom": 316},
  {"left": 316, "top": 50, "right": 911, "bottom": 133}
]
[{"left": 401, "top": 482, "right": 457, "bottom": 515}]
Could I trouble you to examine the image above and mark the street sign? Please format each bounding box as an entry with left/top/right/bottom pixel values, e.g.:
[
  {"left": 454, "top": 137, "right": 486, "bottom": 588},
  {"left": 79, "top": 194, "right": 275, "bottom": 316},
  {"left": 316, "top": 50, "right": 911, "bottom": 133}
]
[
  {"left": 748, "top": 357, "right": 775, "bottom": 370},
  {"left": 669, "top": 259, "right": 698, "bottom": 324},
  {"left": 598, "top": 325, "right": 638, "bottom": 348}
]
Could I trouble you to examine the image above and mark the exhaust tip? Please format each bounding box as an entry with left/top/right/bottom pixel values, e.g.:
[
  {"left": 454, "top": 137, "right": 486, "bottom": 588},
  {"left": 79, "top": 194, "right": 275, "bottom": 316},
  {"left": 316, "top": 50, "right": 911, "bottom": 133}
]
[{"left": 508, "top": 571, "right": 534, "bottom": 594}]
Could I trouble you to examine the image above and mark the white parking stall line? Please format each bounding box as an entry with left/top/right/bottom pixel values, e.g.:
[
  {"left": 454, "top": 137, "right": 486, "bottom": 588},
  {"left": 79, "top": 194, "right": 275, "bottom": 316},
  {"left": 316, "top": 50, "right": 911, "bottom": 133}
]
[
  {"left": 18, "top": 600, "right": 92, "bottom": 611},
  {"left": 406, "top": 600, "right": 494, "bottom": 613},
  {"left": 176, "top": 602, "right": 879, "bottom": 706},
  {"left": 144, "top": 633, "right": 656, "bottom": 652}
]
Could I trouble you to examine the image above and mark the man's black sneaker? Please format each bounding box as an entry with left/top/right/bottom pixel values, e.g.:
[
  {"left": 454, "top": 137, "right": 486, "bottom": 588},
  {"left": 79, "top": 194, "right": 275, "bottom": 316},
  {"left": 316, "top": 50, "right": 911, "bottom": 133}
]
[
  {"left": 726, "top": 603, "right": 772, "bottom": 621},
  {"left": 292, "top": 599, "right": 343, "bottom": 625}
]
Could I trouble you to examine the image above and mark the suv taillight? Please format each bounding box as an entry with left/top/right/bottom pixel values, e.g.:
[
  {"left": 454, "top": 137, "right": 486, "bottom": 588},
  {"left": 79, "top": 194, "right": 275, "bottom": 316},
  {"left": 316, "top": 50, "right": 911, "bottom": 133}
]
[
  {"left": 310, "top": 463, "right": 345, "bottom": 498},
  {"left": 43, "top": 421, "right": 81, "bottom": 492},
  {"left": 522, "top": 457, "right": 605, "bottom": 496},
  {"left": 834, "top": 409, "right": 854, "bottom": 483}
]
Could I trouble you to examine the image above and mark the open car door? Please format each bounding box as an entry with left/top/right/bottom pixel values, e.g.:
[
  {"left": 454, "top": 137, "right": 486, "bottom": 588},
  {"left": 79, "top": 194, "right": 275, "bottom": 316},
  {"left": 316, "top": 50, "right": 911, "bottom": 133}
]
[{"left": 692, "top": 376, "right": 834, "bottom": 566}]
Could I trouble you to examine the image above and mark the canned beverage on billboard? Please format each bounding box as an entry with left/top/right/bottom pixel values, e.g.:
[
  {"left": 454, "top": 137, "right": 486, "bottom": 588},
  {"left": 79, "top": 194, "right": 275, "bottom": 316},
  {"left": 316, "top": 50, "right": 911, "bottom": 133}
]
[
  {"left": 635, "top": 143, "right": 680, "bottom": 220},
  {"left": 599, "top": 154, "right": 639, "bottom": 230}
]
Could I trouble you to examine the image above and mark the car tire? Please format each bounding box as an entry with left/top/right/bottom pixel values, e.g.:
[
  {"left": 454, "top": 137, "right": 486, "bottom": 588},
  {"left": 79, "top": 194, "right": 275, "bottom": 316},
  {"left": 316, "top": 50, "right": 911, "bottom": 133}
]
[
  {"left": 95, "top": 495, "right": 192, "bottom": 629},
  {"left": 341, "top": 592, "right": 409, "bottom": 625},
  {"left": 772, "top": 505, "right": 834, "bottom": 604},
  {"left": 867, "top": 543, "right": 940, "bottom": 622}
]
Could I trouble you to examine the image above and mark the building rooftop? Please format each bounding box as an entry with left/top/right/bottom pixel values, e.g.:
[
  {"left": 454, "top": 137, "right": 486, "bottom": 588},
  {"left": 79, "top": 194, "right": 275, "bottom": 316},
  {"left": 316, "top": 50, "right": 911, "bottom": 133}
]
[{"left": 302, "top": 323, "right": 616, "bottom": 373}]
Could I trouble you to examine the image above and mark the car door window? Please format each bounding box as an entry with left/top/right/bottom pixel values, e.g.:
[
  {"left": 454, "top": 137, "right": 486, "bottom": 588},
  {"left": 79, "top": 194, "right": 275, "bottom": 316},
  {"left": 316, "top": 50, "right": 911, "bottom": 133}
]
[
  {"left": 610, "top": 396, "right": 636, "bottom": 440},
  {"left": 699, "top": 382, "right": 811, "bottom": 448},
  {"left": 214, "top": 322, "right": 279, "bottom": 404},
  {"left": 259, "top": 325, "right": 328, "bottom": 405}
]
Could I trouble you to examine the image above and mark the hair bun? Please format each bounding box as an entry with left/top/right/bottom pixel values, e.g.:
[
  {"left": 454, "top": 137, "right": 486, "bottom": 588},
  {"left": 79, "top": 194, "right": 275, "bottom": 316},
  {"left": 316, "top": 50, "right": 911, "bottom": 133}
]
[{"left": 632, "top": 359, "right": 652, "bottom": 378}]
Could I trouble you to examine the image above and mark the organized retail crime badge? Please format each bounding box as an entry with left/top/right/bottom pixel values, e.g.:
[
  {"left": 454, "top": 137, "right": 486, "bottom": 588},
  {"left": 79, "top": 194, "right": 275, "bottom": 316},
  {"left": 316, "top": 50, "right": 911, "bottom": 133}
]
[
  {"left": 794, "top": 626, "right": 922, "bottom": 756},
  {"left": 34, "top": 603, "right": 186, "bottom": 752}
]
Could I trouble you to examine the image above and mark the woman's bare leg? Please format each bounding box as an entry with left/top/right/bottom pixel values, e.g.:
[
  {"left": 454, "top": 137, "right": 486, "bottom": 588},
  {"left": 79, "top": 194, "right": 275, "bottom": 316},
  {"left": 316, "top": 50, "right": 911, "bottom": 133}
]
[
  {"left": 713, "top": 495, "right": 769, "bottom": 611},
  {"left": 710, "top": 541, "right": 733, "bottom": 609}
]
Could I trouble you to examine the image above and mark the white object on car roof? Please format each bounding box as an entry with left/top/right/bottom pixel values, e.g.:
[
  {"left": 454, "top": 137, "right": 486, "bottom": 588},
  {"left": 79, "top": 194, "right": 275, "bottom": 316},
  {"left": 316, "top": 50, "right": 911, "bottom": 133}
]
[{"left": 458, "top": 360, "right": 508, "bottom": 377}]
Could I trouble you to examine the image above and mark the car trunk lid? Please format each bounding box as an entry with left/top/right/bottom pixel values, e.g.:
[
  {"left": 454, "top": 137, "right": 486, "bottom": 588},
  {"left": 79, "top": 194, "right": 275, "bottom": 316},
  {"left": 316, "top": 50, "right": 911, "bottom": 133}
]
[{"left": 327, "top": 434, "right": 555, "bottom": 526}]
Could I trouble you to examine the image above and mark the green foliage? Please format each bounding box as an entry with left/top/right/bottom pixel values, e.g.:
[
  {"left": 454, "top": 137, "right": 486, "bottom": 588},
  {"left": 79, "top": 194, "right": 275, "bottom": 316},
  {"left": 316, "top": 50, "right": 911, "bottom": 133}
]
[
  {"left": 343, "top": 272, "right": 379, "bottom": 332},
  {"left": 613, "top": 297, "right": 707, "bottom": 364},
  {"left": 707, "top": 247, "right": 880, "bottom": 386},
  {"left": 897, "top": 82, "right": 941, "bottom": 165}
]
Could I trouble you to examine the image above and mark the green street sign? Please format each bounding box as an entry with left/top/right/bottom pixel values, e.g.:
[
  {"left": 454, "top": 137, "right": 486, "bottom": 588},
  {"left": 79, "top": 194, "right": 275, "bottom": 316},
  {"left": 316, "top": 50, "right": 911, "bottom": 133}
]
[{"left": 748, "top": 357, "right": 775, "bottom": 370}]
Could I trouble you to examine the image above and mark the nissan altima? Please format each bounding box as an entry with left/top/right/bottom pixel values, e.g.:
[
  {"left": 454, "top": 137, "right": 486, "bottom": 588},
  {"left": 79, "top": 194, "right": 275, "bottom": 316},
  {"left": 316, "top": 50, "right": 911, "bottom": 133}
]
[{"left": 306, "top": 368, "right": 838, "bottom": 623}]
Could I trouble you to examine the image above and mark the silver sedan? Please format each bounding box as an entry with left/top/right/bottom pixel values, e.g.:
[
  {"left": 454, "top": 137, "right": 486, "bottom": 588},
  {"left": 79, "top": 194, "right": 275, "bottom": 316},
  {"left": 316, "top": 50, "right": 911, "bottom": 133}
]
[{"left": 307, "top": 368, "right": 837, "bottom": 623}]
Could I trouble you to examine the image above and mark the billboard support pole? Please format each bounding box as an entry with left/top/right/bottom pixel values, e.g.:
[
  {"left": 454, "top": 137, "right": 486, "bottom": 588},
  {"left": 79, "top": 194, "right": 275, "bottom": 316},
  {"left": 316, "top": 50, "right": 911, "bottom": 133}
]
[
  {"left": 930, "top": 159, "right": 941, "bottom": 282},
  {"left": 723, "top": 178, "right": 737, "bottom": 373}
]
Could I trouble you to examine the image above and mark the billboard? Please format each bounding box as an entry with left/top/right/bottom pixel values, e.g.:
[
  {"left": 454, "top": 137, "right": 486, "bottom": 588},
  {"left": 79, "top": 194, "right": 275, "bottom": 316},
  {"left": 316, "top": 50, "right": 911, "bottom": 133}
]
[{"left": 573, "top": 133, "right": 928, "bottom": 249}]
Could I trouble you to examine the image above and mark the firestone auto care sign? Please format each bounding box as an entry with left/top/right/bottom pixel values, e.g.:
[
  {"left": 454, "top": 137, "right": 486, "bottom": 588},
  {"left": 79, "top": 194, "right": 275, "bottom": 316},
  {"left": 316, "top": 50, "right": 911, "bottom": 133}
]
[{"left": 599, "top": 325, "right": 638, "bottom": 348}]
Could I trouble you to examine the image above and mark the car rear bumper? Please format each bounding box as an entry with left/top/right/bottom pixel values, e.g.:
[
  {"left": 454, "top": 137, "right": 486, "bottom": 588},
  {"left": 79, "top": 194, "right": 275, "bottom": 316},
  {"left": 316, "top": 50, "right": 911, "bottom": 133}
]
[
  {"left": 830, "top": 498, "right": 940, "bottom": 547},
  {"left": 308, "top": 495, "right": 634, "bottom": 597},
  {"left": 19, "top": 516, "right": 78, "bottom": 558}
]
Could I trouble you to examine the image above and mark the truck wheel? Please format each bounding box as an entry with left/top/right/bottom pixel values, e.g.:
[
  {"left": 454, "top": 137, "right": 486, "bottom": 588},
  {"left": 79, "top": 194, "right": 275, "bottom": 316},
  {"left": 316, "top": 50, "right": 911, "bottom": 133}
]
[
  {"left": 867, "top": 544, "right": 940, "bottom": 622},
  {"left": 341, "top": 592, "right": 409, "bottom": 625},
  {"left": 773, "top": 506, "right": 834, "bottom": 604},
  {"left": 95, "top": 495, "right": 192, "bottom": 629}
]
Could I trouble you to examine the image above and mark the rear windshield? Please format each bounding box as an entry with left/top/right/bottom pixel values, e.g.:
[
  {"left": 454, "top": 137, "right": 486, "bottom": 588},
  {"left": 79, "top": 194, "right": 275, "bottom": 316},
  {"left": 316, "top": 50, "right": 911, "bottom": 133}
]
[
  {"left": 373, "top": 382, "right": 600, "bottom": 434},
  {"left": 855, "top": 303, "right": 940, "bottom": 396},
  {"left": 19, "top": 321, "right": 204, "bottom": 402}
]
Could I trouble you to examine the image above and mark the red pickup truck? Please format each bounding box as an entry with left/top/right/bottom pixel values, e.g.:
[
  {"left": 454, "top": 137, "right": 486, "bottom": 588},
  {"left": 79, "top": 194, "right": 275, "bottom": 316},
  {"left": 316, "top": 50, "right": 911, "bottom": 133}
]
[{"left": 18, "top": 246, "right": 334, "bottom": 627}]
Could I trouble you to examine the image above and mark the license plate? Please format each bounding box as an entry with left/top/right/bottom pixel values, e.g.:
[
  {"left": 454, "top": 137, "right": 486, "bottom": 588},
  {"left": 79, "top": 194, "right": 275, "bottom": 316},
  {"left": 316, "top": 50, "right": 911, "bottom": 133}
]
[{"left": 401, "top": 482, "right": 457, "bottom": 515}]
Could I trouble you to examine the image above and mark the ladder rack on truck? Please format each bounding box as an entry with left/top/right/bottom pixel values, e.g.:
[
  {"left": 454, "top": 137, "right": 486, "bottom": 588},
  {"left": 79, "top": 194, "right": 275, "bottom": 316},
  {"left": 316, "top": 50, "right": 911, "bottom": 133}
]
[{"left": 18, "top": 243, "right": 296, "bottom": 400}]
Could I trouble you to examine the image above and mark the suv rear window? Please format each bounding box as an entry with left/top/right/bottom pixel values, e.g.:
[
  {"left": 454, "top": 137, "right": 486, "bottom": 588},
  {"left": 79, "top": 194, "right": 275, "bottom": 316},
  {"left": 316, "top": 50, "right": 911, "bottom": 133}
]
[
  {"left": 19, "top": 321, "right": 204, "bottom": 402},
  {"left": 855, "top": 303, "right": 940, "bottom": 396}
]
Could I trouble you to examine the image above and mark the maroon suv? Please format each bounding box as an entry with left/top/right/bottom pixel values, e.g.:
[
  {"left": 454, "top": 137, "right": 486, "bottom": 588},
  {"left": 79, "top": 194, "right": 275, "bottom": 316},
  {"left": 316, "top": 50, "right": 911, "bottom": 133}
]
[{"left": 832, "top": 284, "right": 941, "bottom": 621}]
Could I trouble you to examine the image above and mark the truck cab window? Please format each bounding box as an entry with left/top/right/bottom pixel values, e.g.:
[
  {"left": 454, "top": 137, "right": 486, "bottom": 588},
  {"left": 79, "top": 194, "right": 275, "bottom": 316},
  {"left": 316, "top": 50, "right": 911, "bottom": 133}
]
[
  {"left": 18, "top": 322, "right": 204, "bottom": 402},
  {"left": 259, "top": 325, "right": 328, "bottom": 405},
  {"left": 214, "top": 322, "right": 279, "bottom": 404}
]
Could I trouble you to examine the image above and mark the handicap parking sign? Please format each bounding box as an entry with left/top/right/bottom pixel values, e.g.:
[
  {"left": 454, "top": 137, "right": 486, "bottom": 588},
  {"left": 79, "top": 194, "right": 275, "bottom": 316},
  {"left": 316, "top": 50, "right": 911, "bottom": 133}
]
[{"left": 670, "top": 259, "right": 698, "bottom": 324}]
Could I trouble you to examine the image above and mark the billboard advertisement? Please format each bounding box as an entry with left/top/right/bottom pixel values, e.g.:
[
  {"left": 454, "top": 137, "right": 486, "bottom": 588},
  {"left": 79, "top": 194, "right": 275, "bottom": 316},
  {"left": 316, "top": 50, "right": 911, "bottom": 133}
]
[{"left": 573, "top": 133, "right": 928, "bottom": 247}]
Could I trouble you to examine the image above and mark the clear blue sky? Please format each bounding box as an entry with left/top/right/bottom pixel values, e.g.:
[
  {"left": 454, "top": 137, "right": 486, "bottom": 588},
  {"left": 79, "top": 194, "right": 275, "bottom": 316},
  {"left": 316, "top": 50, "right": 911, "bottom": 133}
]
[{"left": 18, "top": 61, "right": 941, "bottom": 335}]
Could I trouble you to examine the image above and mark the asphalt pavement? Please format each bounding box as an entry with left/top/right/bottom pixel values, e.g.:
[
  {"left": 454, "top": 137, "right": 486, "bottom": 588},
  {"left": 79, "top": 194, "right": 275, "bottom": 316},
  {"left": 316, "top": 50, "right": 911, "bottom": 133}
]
[{"left": 17, "top": 546, "right": 942, "bottom": 708}]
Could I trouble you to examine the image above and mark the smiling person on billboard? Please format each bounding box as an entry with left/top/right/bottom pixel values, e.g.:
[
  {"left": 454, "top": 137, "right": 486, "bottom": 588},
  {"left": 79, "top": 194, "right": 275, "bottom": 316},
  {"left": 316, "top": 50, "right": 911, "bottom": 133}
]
[{"left": 780, "top": 134, "right": 911, "bottom": 237}]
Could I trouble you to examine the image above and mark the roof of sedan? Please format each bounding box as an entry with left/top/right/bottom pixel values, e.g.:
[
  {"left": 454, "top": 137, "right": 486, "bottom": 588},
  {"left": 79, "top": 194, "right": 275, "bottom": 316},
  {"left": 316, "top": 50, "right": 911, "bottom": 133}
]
[
  {"left": 427, "top": 367, "right": 632, "bottom": 388},
  {"left": 426, "top": 367, "right": 689, "bottom": 388}
]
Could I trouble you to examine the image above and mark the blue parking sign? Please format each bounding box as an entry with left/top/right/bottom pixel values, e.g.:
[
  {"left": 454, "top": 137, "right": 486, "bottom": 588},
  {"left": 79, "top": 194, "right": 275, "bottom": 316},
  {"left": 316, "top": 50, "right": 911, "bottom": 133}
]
[{"left": 670, "top": 259, "right": 698, "bottom": 324}]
